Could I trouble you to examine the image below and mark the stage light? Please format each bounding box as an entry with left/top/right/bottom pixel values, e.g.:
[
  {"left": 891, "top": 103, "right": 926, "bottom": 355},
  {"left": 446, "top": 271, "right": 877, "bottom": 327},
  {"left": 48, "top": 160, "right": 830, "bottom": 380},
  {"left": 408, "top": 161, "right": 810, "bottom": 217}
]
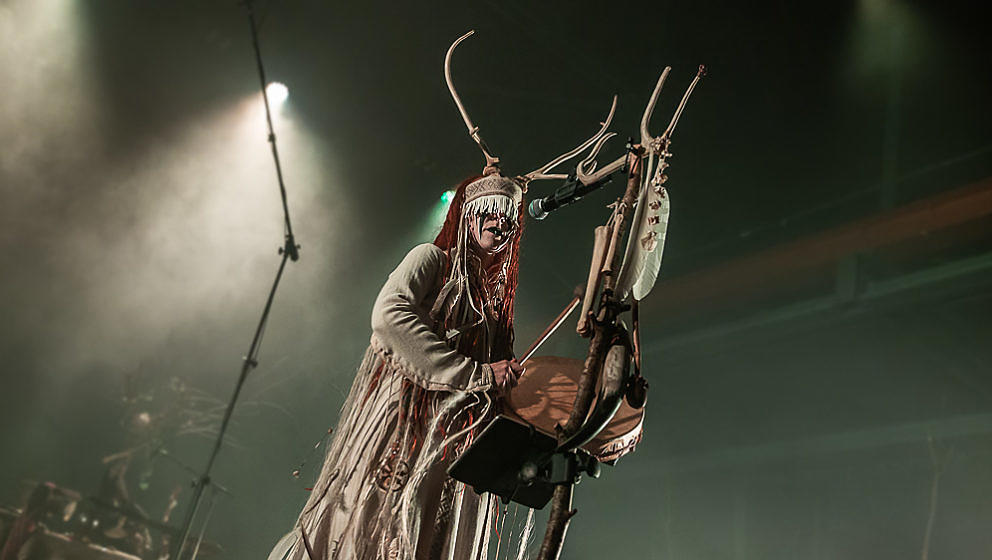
[
  {"left": 266, "top": 82, "right": 289, "bottom": 105},
  {"left": 417, "top": 189, "right": 456, "bottom": 241}
]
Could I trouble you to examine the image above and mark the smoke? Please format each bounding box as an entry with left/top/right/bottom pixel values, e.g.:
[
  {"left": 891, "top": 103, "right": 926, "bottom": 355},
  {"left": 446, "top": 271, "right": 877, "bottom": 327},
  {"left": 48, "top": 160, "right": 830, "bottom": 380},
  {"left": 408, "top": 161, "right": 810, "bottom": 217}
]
[
  {"left": 0, "top": 0, "right": 105, "bottom": 405},
  {"left": 0, "top": 2, "right": 359, "bottom": 523},
  {"left": 0, "top": 0, "right": 97, "bottom": 172},
  {"left": 4, "top": 89, "right": 349, "bottom": 369},
  {"left": 1, "top": 0, "right": 100, "bottom": 239}
]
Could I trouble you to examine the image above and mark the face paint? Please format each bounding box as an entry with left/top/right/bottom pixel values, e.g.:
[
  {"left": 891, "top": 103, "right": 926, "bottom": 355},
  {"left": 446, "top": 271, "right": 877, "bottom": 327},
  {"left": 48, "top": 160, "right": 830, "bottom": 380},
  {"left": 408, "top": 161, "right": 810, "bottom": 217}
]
[{"left": 469, "top": 211, "right": 514, "bottom": 254}]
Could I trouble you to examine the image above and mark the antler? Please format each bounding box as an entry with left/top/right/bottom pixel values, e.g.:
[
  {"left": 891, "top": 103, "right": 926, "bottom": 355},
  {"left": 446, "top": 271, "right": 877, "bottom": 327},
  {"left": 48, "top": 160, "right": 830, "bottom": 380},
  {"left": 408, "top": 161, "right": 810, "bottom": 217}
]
[
  {"left": 659, "top": 65, "right": 706, "bottom": 144},
  {"left": 639, "top": 67, "right": 672, "bottom": 152},
  {"left": 521, "top": 95, "right": 618, "bottom": 184},
  {"left": 576, "top": 142, "right": 627, "bottom": 186},
  {"left": 577, "top": 66, "right": 706, "bottom": 186},
  {"left": 445, "top": 31, "right": 501, "bottom": 175},
  {"left": 577, "top": 131, "right": 619, "bottom": 176}
]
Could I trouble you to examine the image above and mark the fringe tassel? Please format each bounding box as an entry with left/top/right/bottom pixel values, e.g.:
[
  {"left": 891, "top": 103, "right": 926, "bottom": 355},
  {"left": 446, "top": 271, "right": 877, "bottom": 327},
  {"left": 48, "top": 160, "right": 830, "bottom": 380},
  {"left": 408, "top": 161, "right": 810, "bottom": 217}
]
[{"left": 463, "top": 194, "right": 519, "bottom": 222}]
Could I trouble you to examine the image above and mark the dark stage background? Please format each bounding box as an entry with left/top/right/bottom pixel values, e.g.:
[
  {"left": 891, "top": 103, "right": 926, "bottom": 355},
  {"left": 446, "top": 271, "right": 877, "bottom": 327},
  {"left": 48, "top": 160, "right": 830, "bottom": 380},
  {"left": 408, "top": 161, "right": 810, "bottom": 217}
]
[{"left": 2, "top": 1, "right": 991, "bottom": 558}]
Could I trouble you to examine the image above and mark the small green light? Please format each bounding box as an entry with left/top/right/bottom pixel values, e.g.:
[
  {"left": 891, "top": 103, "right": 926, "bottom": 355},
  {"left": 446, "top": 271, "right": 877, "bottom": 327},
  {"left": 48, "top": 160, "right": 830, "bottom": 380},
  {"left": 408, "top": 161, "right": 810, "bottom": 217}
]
[{"left": 441, "top": 190, "right": 455, "bottom": 204}]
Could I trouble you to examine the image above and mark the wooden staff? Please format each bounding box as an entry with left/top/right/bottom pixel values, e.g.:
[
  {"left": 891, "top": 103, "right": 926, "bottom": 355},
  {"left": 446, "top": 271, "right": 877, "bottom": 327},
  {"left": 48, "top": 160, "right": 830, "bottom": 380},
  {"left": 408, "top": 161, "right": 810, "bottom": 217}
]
[{"left": 537, "top": 147, "right": 644, "bottom": 560}]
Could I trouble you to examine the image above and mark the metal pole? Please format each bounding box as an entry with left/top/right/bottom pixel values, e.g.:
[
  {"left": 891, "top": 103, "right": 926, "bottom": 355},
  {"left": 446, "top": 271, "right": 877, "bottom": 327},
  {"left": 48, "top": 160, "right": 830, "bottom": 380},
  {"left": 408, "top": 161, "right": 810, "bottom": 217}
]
[
  {"left": 172, "top": 2, "right": 300, "bottom": 556},
  {"left": 173, "top": 252, "right": 291, "bottom": 559}
]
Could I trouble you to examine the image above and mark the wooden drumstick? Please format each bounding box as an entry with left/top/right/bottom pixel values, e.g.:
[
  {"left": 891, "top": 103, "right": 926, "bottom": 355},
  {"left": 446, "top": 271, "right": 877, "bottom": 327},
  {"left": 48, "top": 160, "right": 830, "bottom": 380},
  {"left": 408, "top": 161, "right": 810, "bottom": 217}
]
[{"left": 520, "top": 287, "right": 584, "bottom": 366}]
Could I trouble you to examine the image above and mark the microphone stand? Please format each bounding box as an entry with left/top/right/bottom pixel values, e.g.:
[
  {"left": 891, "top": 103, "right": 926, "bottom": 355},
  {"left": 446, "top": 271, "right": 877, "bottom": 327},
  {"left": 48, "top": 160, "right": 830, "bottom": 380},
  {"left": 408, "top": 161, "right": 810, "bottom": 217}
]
[{"left": 172, "top": 2, "right": 299, "bottom": 558}]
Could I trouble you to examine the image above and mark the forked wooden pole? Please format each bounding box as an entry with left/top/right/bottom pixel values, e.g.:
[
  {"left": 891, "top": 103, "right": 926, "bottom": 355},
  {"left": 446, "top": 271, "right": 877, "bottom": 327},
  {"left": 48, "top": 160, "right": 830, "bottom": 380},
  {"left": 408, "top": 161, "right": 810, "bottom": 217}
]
[{"left": 536, "top": 148, "right": 644, "bottom": 560}]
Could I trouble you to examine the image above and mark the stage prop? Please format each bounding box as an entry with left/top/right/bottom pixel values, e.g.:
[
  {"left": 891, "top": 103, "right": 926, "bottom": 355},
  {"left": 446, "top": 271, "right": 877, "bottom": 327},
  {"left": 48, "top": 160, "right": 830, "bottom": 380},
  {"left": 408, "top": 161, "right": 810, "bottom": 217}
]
[{"left": 448, "top": 64, "right": 705, "bottom": 560}]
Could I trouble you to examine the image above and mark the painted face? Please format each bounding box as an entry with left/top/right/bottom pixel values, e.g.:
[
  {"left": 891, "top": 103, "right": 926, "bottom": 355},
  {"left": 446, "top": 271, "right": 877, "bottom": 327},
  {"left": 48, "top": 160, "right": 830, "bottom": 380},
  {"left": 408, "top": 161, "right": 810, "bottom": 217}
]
[{"left": 469, "top": 211, "right": 515, "bottom": 253}]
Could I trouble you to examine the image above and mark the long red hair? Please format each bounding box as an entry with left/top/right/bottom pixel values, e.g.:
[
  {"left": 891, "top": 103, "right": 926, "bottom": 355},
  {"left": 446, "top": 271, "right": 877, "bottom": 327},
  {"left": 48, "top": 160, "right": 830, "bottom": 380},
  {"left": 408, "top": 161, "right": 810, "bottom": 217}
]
[{"left": 433, "top": 176, "right": 525, "bottom": 361}]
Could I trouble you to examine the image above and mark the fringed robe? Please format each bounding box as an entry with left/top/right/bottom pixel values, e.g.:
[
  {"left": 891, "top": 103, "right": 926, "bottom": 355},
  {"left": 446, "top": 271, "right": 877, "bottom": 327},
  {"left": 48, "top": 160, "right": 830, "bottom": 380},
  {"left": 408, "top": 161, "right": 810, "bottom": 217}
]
[{"left": 271, "top": 244, "right": 509, "bottom": 560}]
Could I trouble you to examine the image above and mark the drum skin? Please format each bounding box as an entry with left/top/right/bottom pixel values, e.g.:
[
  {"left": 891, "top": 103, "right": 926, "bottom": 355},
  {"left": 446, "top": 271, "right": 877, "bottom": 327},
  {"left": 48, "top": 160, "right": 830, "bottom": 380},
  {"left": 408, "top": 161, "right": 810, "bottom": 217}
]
[{"left": 503, "top": 355, "right": 643, "bottom": 462}]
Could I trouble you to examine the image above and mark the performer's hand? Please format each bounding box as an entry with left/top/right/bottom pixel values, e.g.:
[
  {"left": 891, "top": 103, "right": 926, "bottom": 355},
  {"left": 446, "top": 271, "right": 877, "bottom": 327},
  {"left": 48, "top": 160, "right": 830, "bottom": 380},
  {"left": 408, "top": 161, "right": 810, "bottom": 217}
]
[{"left": 490, "top": 359, "right": 524, "bottom": 394}]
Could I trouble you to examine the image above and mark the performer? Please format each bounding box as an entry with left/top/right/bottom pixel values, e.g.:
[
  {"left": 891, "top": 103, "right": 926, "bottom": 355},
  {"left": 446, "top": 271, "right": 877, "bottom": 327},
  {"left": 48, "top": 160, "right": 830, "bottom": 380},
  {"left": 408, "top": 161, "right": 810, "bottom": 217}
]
[
  {"left": 269, "top": 171, "right": 526, "bottom": 560},
  {"left": 271, "top": 28, "right": 615, "bottom": 559}
]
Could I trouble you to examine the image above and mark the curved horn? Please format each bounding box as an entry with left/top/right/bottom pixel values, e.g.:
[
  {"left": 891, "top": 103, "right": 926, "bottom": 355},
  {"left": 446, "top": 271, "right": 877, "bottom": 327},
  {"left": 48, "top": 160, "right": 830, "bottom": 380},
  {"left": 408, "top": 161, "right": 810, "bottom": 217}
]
[
  {"left": 639, "top": 67, "right": 671, "bottom": 149},
  {"left": 523, "top": 95, "right": 618, "bottom": 183},
  {"left": 445, "top": 30, "right": 500, "bottom": 174}
]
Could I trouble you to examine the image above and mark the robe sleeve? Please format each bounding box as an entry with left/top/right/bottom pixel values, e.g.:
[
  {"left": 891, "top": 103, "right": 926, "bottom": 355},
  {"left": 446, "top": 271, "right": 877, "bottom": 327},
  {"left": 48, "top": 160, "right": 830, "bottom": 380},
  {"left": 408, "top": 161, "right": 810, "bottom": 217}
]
[{"left": 370, "top": 243, "right": 495, "bottom": 393}]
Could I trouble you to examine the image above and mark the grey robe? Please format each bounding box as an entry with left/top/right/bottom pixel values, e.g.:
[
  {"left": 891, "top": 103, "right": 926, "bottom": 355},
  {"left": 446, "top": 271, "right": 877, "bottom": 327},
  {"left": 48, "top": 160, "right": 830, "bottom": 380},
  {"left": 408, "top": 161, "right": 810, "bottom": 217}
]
[{"left": 271, "top": 244, "right": 502, "bottom": 560}]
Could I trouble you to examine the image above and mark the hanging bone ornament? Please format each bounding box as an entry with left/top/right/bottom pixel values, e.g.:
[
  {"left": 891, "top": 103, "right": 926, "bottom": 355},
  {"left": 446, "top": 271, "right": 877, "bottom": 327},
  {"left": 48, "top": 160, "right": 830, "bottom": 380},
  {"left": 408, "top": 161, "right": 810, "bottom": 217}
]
[
  {"left": 614, "top": 155, "right": 672, "bottom": 301},
  {"left": 616, "top": 170, "right": 671, "bottom": 301},
  {"left": 609, "top": 65, "right": 705, "bottom": 301}
]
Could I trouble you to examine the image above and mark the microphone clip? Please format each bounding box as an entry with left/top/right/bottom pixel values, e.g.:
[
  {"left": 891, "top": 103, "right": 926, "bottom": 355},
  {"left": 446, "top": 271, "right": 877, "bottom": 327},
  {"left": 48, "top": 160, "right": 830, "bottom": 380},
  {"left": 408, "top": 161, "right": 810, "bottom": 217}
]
[{"left": 528, "top": 174, "right": 616, "bottom": 221}]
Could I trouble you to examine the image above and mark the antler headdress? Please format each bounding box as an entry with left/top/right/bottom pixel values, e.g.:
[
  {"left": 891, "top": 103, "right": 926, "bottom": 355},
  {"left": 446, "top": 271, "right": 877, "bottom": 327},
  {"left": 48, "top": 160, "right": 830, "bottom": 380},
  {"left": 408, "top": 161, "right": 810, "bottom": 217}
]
[{"left": 444, "top": 31, "right": 618, "bottom": 191}]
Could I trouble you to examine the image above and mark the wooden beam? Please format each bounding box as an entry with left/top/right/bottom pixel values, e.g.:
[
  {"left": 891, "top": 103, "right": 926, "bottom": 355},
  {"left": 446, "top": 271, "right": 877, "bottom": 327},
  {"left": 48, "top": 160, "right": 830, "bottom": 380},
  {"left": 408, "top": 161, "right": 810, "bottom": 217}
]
[{"left": 646, "top": 177, "right": 992, "bottom": 316}]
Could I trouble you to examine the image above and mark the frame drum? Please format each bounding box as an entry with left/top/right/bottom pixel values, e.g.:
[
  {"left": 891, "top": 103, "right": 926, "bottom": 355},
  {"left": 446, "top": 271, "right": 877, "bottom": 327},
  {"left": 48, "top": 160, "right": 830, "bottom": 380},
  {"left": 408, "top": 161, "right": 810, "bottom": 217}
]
[{"left": 503, "top": 355, "right": 643, "bottom": 462}]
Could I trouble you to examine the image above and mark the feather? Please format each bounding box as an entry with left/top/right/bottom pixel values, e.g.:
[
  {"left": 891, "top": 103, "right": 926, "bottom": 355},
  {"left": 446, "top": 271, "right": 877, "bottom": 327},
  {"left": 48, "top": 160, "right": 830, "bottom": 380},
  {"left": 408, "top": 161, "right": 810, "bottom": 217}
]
[{"left": 616, "top": 160, "right": 671, "bottom": 301}]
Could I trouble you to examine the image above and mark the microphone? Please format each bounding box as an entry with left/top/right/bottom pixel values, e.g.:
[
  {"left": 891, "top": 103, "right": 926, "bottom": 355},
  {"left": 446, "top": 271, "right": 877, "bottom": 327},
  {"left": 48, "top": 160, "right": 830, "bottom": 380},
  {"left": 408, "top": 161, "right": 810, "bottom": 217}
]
[{"left": 528, "top": 175, "right": 615, "bottom": 220}]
